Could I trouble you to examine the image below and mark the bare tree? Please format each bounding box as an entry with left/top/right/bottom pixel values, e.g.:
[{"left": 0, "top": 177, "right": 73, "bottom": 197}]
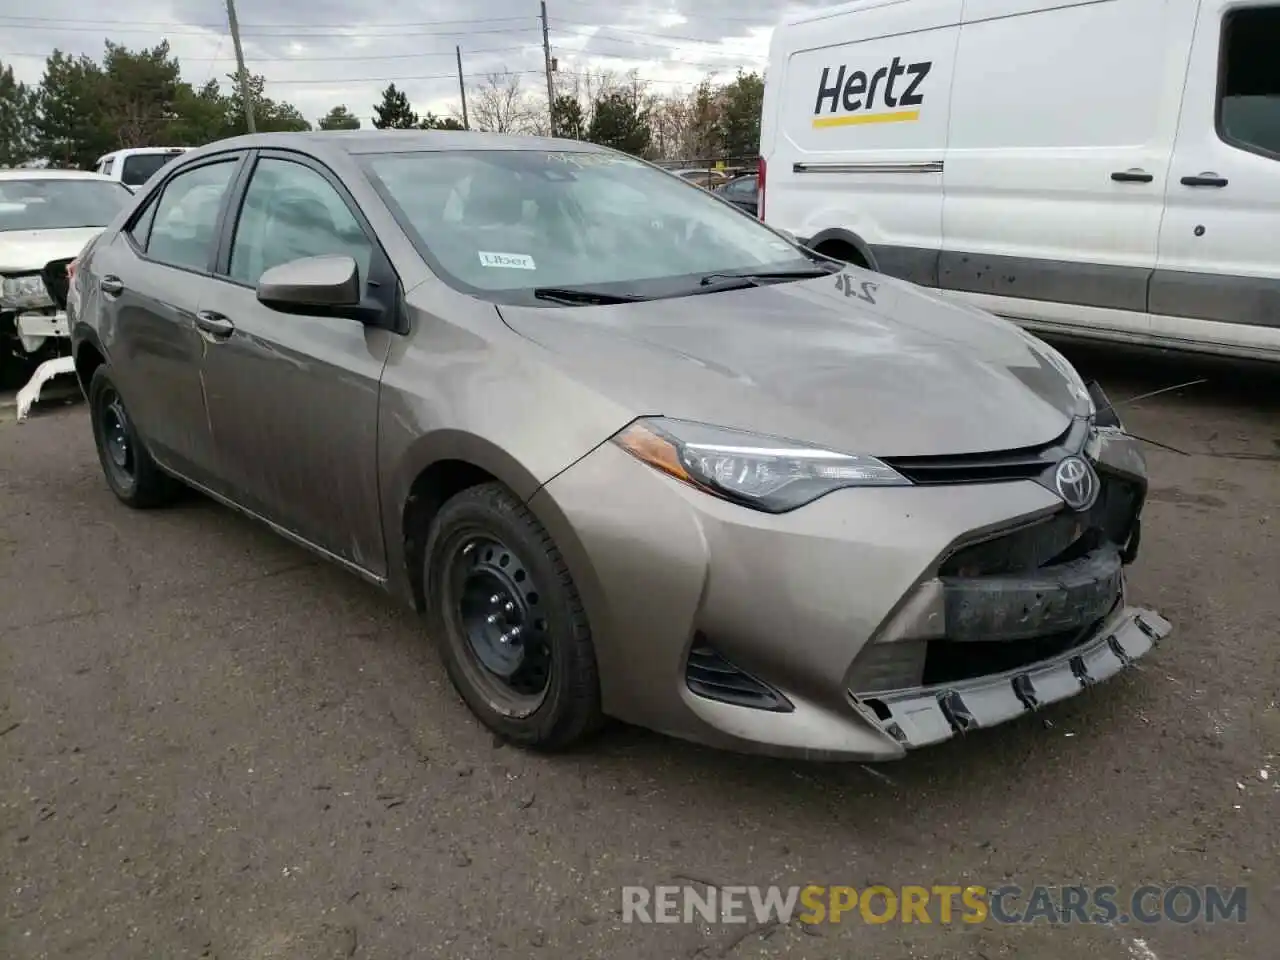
[{"left": 467, "top": 71, "right": 538, "bottom": 134}]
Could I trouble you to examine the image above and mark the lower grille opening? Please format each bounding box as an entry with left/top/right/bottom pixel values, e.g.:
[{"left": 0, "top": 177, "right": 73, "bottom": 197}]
[
  {"left": 920, "top": 620, "right": 1103, "bottom": 687},
  {"left": 686, "top": 636, "right": 794, "bottom": 713}
]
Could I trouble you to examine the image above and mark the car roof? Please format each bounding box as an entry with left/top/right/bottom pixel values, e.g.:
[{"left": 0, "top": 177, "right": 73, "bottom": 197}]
[
  {"left": 0, "top": 168, "right": 119, "bottom": 182},
  {"left": 183, "top": 129, "right": 609, "bottom": 161}
]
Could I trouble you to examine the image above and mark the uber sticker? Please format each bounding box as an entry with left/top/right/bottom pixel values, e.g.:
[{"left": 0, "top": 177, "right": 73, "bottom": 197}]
[{"left": 478, "top": 251, "right": 537, "bottom": 270}]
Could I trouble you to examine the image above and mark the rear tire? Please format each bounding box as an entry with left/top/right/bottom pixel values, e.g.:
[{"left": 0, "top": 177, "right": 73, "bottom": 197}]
[
  {"left": 87, "top": 364, "right": 179, "bottom": 509},
  {"left": 423, "top": 482, "right": 603, "bottom": 750}
]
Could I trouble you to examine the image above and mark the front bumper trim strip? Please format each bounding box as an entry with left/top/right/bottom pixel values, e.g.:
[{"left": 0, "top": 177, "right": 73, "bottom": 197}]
[{"left": 855, "top": 607, "right": 1171, "bottom": 750}]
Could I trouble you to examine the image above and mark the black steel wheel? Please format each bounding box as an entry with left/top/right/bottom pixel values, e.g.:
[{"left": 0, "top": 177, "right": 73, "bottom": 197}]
[
  {"left": 423, "top": 482, "right": 602, "bottom": 749},
  {"left": 448, "top": 533, "right": 553, "bottom": 716},
  {"left": 87, "top": 364, "right": 178, "bottom": 508}
]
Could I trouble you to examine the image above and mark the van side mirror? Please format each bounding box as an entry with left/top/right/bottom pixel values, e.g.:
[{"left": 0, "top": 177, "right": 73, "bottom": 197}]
[{"left": 257, "top": 254, "right": 362, "bottom": 314}]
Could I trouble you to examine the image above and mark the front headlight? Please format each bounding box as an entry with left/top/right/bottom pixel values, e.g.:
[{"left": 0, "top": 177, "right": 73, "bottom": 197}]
[
  {"left": 1, "top": 274, "right": 53, "bottom": 311},
  {"left": 612, "top": 417, "right": 910, "bottom": 513}
]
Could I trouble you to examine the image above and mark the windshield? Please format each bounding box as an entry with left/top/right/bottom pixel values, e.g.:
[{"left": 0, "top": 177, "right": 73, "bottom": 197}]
[
  {"left": 0, "top": 178, "right": 133, "bottom": 232},
  {"left": 121, "top": 152, "right": 183, "bottom": 187},
  {"left": 363, "top": 149, "right": 812, "bottom": 301}
]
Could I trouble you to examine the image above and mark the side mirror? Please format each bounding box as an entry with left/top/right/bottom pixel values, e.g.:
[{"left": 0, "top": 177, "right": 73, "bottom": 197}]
[{"left": 256, "top": 254, "right": 362, "bottom": 315}]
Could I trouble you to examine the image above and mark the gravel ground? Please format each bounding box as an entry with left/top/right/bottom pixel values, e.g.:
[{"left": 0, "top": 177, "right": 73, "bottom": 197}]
[{"left": 1, "top": 342, "right": 1277, "bottom": 960}]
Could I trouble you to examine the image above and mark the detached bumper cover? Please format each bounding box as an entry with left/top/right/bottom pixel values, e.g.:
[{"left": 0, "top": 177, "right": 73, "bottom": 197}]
[{"left": 856, "top": 606, "right": 1171, "bottom": 750}]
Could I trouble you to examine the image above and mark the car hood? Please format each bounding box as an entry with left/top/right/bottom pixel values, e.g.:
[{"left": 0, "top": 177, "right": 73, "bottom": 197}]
[
  {"left": 497, "top": 270, "right": 1087, "bottom": 458},
  {"left": 0, "top": 227, "right": 104, "bottom": 273}
]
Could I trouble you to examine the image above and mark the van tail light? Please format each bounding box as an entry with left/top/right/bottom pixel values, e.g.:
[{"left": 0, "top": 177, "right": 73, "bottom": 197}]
[{"left": 757, "top": 156, "right": 766, "bottom": 221}]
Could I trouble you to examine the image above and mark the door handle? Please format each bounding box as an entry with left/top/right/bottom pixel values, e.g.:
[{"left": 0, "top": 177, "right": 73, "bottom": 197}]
[
  {"left": 1111, "top": 169, "right": 1154, "bottom": 183},
  {"left": 1180, "top": 173, "right": 1228, "bottom": 187},
  {"left": 194, "top": 310, "right": 235, "bottom": 338},
  {"left": 100, "top": 275, "right": 123, "bottom": 296}
]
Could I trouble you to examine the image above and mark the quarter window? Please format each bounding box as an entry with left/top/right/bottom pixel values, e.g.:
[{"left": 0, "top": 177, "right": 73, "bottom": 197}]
[
  {"left": 1219, "top": 6, "right": 1280, "bottom": 159},
  {"left": 145, "top": 160, "right": 239, "bottom": 271},
  {"left": 228, "top": 158, "right": 373, "bottom": 288}
]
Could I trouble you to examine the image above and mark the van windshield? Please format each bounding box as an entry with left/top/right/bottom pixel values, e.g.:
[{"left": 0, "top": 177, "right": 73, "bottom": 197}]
[
  {"left": 363, "top": 150, "right": 812, "bottom": 300},
  {"left": 0, "top": 178, "right": 133, "bottom": 232}
]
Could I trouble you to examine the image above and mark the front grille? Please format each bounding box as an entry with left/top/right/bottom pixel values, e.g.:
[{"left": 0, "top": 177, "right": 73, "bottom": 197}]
[
  {"left": 941, "top": 473, "right": 1142, "bottom": 577},
  {"left": 884, "top": 445, "right": 1058, "bottom": 485},
  {"left": 42, "top": 259, "right": 72, "bottom": 310},
  {"left": 686, "top": 638, "right": 793, "bottom": 712},
  {"left": 884, "top": 420, "right": 1084, "bottom": 485}
]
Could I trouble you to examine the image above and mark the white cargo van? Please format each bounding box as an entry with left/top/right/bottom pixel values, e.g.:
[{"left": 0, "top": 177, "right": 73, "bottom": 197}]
[
  {"left": 95, "top": 147, "right": 191, "bottom": 191},
  {"left": 759, "top": 0, "right": 1280, "bottom": 360}
]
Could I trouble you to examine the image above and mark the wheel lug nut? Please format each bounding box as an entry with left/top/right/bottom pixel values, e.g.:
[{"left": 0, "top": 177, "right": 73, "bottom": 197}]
[
  {"left": 504, "top": 602, "right": 515, "bottom": 613},
  {"left": 486, "top": 614, "right": 499, "bottom": 624},
  {"left": 499, "top": 631, "right": 511, "bottom": 645},
  {"left": 508, "top": 626, "right": 521, "bottom": 639},
  {"left": 490, "top": 594, "right": 501, "bottom": 605}
]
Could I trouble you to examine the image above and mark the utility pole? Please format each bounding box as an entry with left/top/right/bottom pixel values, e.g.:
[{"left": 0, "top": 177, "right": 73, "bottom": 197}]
[
  {"left": 225, "top": 0, "right": 256, "bottom": 134},
  {"left": 456, "top": 45, "right": 469, "bottom": 130},
  {"left": 539, "top": 1, "right": 555, "bottom": 132}
]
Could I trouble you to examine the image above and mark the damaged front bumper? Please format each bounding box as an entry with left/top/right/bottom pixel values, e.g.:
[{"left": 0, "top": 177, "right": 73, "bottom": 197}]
[
  {"left": 6, "top": 310, "right": 75, "bottom": 421},
  {"left": 853, "top": 605, "right": 1171, "bottom": 749}
]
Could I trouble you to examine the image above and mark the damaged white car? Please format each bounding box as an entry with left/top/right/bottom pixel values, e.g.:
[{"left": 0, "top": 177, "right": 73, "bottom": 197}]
[{"left": 1, "top": 169, "right": 133, "bottom": 419}]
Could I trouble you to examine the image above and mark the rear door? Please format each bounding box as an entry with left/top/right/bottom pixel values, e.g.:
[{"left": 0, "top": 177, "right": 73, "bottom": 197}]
[
  {"left": 1151, "top": 2, "right": 1280, "bottom": 352},
  {"left": 197, "top": 150, "right": 396, "bottom": 575},
  {"left": 92, "top": 153, "right": 245, "bottom": 483}
]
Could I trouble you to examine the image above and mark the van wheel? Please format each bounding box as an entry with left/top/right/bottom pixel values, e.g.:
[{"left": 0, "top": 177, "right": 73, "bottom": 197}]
[{"left": 815, "top": 241, "right": 870, "bottom": 269}]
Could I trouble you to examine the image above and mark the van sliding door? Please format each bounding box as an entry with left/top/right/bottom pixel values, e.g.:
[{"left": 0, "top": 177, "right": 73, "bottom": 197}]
[{"left": 939, "top": 0, "right": 1193, "bottom": 340}]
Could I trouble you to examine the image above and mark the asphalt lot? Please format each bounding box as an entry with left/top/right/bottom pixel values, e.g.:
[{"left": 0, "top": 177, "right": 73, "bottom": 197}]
[{"left": 1, "top": 342, "right": 1278, "bottom": 960}]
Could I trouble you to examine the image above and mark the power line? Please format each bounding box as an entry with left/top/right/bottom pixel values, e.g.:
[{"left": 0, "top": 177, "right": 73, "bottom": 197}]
[
  {"left": 0, "top": 11, "right": 780, "bottom": 30},
  {"left": 0, "top": 20, "right": 544, "bottom": 39},
  {"left": 0, "top": 45, "right": 539, "bottom": 63},
  {"left": 0, "top": 14, "right": 537, "bottom": 30},
  {"left": 555, "top": 20, "right": 769, "bottom": 47},
  {"left": 262, "top": 68, "right": 706, "bottom": 87}
]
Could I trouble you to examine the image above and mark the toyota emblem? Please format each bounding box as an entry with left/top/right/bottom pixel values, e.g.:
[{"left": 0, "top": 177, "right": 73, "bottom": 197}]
[{"left": 1054, "top": 456, "right": 1099, "bottom": 512}]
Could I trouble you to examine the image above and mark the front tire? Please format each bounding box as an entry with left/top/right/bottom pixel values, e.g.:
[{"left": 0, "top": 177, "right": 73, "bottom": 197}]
[
  {"left": 423, "top": 482, "right": 603, "bottom": 750},
  {"left": 87, "top": 364, "right": 178, "bottom": 508}
]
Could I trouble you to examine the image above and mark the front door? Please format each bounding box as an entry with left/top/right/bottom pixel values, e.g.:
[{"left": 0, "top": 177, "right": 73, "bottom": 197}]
[
  {"left": 1152, "top": 2, "right": 1280, "bottom": 351},
  {"left": 197, "top": 152, "right": 395, "bottom": 576}
]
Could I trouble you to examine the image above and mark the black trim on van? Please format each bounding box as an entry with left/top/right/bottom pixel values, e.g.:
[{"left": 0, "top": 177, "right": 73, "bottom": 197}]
[{"left": 859, "top": 244, "right": 1280, "bottom": 330}]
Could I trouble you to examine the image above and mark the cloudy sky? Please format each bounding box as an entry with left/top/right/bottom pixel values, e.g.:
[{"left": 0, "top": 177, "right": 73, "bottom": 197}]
[{"left": 2, "top": 1, "right": 831, "bottom": 127}]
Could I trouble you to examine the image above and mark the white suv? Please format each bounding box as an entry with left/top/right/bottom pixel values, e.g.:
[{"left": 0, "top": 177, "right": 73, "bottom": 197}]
[{"left": 95, "top": 147, "right": 192, "bottom": 192}]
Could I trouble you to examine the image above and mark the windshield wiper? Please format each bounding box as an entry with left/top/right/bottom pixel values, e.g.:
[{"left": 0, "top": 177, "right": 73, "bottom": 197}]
[
  {"left": 698, "top": 266, "right": 838, "bottom": 288},
  {"left": 532, "top": 286, "right": 648, "bottom": 305}
]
